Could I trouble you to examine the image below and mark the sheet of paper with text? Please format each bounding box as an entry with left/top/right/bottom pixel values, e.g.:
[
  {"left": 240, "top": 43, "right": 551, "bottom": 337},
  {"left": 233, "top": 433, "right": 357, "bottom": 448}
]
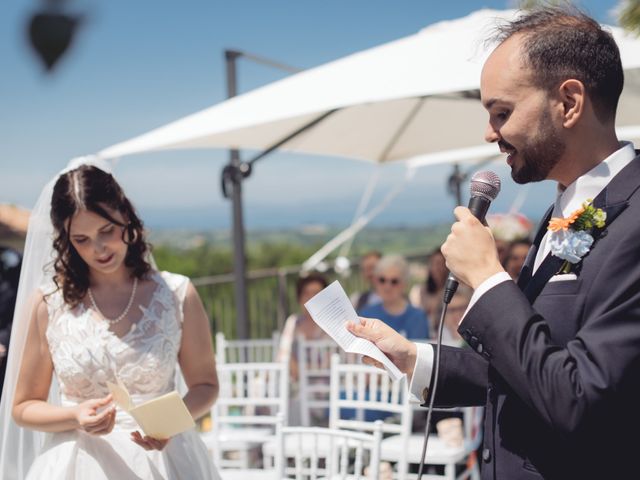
[{"left": 305, "top": 280, "right": 403, "bottom": 381}]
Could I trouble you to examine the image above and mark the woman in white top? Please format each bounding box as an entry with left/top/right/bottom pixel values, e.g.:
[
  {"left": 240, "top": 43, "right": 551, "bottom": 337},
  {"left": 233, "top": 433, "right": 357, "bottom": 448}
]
[{"left": 277, "top": 273, "right": 329, "bottom": 376}]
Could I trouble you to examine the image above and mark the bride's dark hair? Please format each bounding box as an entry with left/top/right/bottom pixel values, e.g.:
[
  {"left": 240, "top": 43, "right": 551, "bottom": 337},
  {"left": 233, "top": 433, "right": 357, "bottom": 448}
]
[{"left": 50, "top": 165, "right": 151, "bottom": 306}]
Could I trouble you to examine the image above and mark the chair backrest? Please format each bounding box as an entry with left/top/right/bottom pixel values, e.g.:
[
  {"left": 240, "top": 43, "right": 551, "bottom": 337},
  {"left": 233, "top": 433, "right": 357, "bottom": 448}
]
[
  {"left": 215, "top": 331, "right": 280, "bottom": 364},
  {"left": 274, "top": 418, "right": 383, "bottom": 479},
  {"left": 297, "top": 336, "right": 345, "bottom": 427},
  {"left": 214, "top": 361, "right": 289, "bottom": 424},
  {"left": 211, "top": 361, "right": 289, "bottom": 467},
  {"left": 329, "top": 353, "right": 412, "bottom": 478},
  {"left": 329, "top": 353, "right": 412, "bottom": 434}
]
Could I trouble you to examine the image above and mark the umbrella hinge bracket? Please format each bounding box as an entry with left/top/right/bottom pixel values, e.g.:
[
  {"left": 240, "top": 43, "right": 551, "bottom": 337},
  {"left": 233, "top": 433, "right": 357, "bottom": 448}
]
[{"left": 221, "top": 162, "right": 253, "bottom": 198}]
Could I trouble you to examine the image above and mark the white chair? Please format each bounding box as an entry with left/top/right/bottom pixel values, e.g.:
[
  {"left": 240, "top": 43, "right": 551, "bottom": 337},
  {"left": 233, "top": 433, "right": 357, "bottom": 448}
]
[
  {"left": 297, "top": 336, "right": 359, "bottom": 427},
  {"left": 381, "top": 406, "right": 483, "bottom": 480},
  {"left": 219, "top": 470, "right": 278, "bottom": 480},
  {"left": 201, "top": 361, "right": 288, "bottom": 470},
  {"left": 215, "top": 331, "right": 281, "bottom": 364},
  {"left": 329, "top": 353, "right": 413, "bottom": 479},
  {"left": 274, "top": 417, "right": 384, "bottom": 480}
]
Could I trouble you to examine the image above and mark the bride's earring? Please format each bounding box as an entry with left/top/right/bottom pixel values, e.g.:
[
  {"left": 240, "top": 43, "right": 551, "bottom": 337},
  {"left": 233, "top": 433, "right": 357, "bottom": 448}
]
[{"left": 122, "top": 223, "right": 138, "bottom": 245}]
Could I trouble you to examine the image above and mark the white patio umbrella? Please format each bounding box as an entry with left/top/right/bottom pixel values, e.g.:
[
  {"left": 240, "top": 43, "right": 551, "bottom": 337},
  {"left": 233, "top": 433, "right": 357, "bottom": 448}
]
[
  {"left": 96, "top": 9, "right": 640, "bottom": 334},
  {"left": 99, "top": 9, "right": 640, "bottom": 162},
  {"left": 98, "top": 9, "right": 494, "bottom": 161}
]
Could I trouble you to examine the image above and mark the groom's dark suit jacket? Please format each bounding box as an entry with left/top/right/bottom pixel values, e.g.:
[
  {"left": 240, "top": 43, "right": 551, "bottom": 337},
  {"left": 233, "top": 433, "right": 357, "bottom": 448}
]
[{"left": 427, "top": 154, "right": 640, "bottom": 479}]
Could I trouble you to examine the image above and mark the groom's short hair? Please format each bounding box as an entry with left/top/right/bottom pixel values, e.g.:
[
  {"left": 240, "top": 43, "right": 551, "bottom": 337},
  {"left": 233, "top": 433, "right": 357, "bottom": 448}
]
[{"left": 492, "top": 6, "right": 624, "bottom": 124}]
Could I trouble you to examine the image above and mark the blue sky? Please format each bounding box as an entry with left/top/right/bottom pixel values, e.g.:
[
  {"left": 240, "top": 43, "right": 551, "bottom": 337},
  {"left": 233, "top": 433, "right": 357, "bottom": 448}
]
[{"left": 0, "top": 0, "right": 621, "bottom": 230}]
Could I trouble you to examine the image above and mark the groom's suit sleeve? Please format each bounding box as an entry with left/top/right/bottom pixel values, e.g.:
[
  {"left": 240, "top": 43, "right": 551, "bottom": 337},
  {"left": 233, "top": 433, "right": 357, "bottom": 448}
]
[
  {"left": 444, "top": 218, "right": 640, "bottom": 434},
  {"left": 411, "top": 343, "right": 489, "bottom": 407},
  {"left": 409, "top": 273, "right": 511, "bottom": 406}
]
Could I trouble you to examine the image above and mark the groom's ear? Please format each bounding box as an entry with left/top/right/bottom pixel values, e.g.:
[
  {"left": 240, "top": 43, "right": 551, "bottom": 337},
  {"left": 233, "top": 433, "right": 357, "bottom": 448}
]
[{"left": 557, "top": 79, "right": 585, "bottom": 129}]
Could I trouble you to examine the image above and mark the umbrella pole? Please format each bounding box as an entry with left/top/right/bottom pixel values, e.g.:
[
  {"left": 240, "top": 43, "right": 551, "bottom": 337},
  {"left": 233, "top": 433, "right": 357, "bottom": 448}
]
[
  {"left": 225, "top": 50, "right": 250, "bottom": 340},
  {"left": 221, "top": 49, "right": 303, "bottom": 339},
  {"left": 228, "top": 152, "right": 250, "bottom": 340},
  {"left": 448, "top": 163, "right": 465, "bottom": 208}
]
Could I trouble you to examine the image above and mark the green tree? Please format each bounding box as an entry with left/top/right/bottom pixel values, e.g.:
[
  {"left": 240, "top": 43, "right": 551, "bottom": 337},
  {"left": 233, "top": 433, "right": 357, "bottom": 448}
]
[
  {"left": 152, "top": 244, "right": 233, "bottom": 278},
  {"left": 619, "top": 0, "right": 640, "bottom": 34},
  {"left": 514, "top": 0, "right": 640, "bottom": 35}
]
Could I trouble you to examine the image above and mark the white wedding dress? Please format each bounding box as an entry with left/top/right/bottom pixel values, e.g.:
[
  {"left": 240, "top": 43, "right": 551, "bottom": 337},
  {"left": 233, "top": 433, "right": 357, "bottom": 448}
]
[{"left": 25, "top": 271, "right": 220, "bottom": 480}]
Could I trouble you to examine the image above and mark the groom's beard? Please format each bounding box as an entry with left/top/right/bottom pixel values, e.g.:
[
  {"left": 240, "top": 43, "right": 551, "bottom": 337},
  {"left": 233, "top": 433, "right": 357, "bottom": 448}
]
[{"left": 510, "top": 109, "right": 566, "bottom": 184}]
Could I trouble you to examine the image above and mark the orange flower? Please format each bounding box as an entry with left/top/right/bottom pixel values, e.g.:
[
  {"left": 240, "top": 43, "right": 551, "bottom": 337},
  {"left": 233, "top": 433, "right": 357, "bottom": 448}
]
[
  {"left": 547, "top": 206, "right": 585, "bottom": 232},
  {"left": 548, "top": 217, "right": 571, "bottom": 232},
  {"left": 547, "top": 207, "right": 584, "bottom": 232},
  {"left": 567, "top": 206, "right": 584, "bottom": 223}
]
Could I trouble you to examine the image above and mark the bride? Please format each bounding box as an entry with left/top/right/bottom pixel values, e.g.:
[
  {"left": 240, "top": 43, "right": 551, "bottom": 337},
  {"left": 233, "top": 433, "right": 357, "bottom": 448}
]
[{"left": 0, "top": 159, "right": 221, "bottom": 479}]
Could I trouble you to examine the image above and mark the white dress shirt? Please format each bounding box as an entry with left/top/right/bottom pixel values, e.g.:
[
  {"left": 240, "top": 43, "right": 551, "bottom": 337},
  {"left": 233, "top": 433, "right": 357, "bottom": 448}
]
[{"left": 409, "top": 142, "right": 637, "bottom": 403}]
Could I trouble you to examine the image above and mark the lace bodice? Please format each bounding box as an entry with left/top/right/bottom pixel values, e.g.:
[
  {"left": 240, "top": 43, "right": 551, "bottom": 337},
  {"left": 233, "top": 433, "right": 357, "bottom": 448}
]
[{"left": 45, "top": 271, "right": 189, "bottom": 403}]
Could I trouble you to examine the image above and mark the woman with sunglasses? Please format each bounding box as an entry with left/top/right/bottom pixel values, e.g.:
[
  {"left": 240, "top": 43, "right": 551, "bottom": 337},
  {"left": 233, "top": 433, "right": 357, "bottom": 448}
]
[{"left": 358, "top": 254, "right": 429, "bottom": 340}]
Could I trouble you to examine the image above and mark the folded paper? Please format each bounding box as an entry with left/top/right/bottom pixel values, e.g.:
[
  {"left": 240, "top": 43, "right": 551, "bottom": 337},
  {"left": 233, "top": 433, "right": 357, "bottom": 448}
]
[
  {"left": 305, "top": 280, "right": 403, "bottom": 381},
  {"left": 107, "top": 377, "right": 195, "bottom": 439}
]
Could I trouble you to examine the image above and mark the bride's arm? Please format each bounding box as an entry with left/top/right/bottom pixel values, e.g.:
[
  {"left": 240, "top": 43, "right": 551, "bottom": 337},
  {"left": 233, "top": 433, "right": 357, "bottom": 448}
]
[
  {"left": 178, "top": 281, "right": 219, "bottom": 420},
  {"left": 12, "top": 293, "right": 115, "bottom": 434}
]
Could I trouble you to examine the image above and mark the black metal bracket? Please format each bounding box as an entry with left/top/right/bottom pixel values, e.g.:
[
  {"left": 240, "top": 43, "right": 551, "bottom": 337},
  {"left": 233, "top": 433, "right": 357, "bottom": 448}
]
[
  {"left": 220, "top": 108, "right": 340, "bottom": 200},
  {"left": 221, "top": 161, "right": 252, "bottom": 199}
]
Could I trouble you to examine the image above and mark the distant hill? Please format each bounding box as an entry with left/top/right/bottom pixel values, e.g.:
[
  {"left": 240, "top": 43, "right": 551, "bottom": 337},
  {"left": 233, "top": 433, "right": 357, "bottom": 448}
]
[
  {"left": 148, "top": 223, "right": 449, "bottom": 281},
  {"left": 148, "top": 223, "right": 450, "bottom": 258}
]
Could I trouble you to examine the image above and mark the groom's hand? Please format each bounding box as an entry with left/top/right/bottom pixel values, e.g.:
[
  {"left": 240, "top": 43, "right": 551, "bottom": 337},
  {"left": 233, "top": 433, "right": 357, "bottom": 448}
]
[
  {"left": 441, "top": 206, "right": 504, "bottom": 289},
  {"left": 347, "top": 317, "right": 417, "bottom": 380}
]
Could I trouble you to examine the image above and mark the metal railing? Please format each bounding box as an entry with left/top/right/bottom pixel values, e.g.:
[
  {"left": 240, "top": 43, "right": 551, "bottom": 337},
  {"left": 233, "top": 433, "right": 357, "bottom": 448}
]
[{"left": 193, "top": 250, "right": 431, "bottom": 340}]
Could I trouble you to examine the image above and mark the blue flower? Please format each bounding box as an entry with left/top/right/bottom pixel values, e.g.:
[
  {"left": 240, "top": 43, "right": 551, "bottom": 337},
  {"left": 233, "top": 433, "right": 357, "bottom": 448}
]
[{"left": 549, "top": 230, "right": 594, "bottom": 264}]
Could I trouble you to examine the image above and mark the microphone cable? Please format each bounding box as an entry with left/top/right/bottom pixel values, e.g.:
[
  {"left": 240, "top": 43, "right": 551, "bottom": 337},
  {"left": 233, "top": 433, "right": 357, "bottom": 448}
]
[
  {"left": 413, "top": 171, "right": 499, "bottom": 477},
  {"left": 416, "top": 297, "right": 448, "bottom": 480}
]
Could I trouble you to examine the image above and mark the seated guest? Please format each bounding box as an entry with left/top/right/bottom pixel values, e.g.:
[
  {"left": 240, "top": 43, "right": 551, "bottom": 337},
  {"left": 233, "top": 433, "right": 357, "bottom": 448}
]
[
  {"left": 277, "top": 273, "right": 330, "bottom": 372},
  {"left": 359, "top": 254, "right": 429, "bottom": 339},
  {"left": 409, "top": 249, "right": 448, "bottom": 333},
  {"left": 436, "top": 285, "right": 473, "bottom": 347},
  {"left": 486, "top": 212, "right": 533, "bottom": 265},
  {"left": 277, "top": 273, "right": 331, "bottom": 426},
  {"left": 504, "top": 239, "right": 533, "bottom": 281},
  {"left": 350, "top": 250, "right": 382, "bottom": 310}
]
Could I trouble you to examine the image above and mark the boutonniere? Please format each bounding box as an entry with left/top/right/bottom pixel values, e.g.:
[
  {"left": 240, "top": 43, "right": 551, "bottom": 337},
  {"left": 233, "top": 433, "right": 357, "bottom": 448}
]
[{"left": 547, "top": 199, "right": 607, "bottom": 274}]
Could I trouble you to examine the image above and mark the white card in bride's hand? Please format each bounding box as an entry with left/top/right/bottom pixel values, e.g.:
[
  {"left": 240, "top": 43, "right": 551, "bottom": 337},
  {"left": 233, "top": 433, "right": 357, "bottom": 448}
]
[
  {"left": 304, "top": 280, "right": 404, "bottom": 381},
  {"left": 107, "top": 377, "right": 195, "bottom": 439}
]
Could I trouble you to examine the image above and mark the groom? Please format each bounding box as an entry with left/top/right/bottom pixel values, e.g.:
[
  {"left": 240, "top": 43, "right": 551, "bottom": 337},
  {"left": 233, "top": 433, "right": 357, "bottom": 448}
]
[{"left": 349, "top": 7, "right": 640, "bottom": 479}]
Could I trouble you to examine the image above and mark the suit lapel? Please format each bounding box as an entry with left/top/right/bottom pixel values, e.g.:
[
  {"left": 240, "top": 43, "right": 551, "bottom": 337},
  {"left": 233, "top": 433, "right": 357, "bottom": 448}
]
[
  {"left": 517, "top": 205, "right": 553, "bottom": 291},
  {"left": 521, "top": 154, "right": 640, "bottom": 303},
  {"left": 522, "top": 255, "right": 565, "bottom": 303}
]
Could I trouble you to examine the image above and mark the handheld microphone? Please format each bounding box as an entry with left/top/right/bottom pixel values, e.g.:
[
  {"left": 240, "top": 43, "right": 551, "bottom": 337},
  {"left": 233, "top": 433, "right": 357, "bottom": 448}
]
[{"left": 442, "top": 170, "right": 501, "bottom": 304}]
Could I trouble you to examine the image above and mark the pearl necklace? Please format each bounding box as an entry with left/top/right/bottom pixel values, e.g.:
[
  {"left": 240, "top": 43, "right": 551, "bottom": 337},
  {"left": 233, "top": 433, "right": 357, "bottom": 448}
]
[{"left": 88, "top": 277, "right": 138, "bottom": 325}]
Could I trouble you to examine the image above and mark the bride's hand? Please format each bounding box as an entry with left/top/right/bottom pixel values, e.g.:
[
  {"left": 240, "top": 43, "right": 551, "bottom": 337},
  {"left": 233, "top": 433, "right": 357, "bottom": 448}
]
[
  {"left": 131, "top": 430, "right": 170, "bottom": 450},
  {"left": 74, "top": 394, "right": 116, "bottom": 435}
]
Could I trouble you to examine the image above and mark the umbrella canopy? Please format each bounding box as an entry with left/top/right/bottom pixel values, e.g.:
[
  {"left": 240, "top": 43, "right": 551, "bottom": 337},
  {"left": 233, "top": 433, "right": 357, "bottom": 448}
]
[
  {"left": 93, "top": 8, "right": 640, "bottom": 338},
  {"left": 99, "top": 9, "right": 640, "bottom": 163}
]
